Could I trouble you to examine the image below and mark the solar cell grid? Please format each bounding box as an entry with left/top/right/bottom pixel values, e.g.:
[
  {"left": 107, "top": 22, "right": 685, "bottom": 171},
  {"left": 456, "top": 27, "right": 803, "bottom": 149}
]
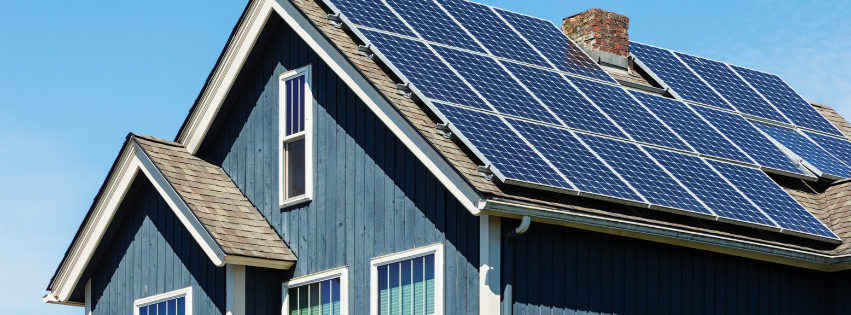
[
  {"left": 360, "top": 30, "right": 489, "bottom": 110},
  {"left": 501, "top": 62, "right": 626, "bottom": 138},
  {"left": 434, "top": 0, "right": 551, "bottom": 68},
  {"left": 755, "top": 122, "right": 851, "bottom": 178},
  {"left": 675, "top": 53, "right": 790, "bottom": 123},
  {"left": 708, "top": 160, "right": 839, "bottom": 239},
  {"left": 327, "top": 0, "right": 417, "bottom": 37},
  {"left": 434, "top": 102, "right": 572, "bottom": 189},
  {"left": 646, "top": 148, "right": 775, "bottom": 226},
  {"left": 576, "top": 133, "right": 711, "bottom": 214},
  {"left": 384, "top": 0, "right": 484, "bottom": 52},
  {"left": 508, "top": 118, "right": 644, "bottom": 202},
  {"left": 691, "top": 106, "right": 806, "bottom": 175},
  {"left": 494, "top": 8, "right": 615, "bottom": 82},
  {"left": 570, "top": 77, "right": 692, "bottom": 151},
  {"left": 804, "top": 131, "right": 851, "bottom": 167},
  {"left": 732, "top": 65, "right": 843, "bottom": 136},
  {"left": 629, "top": 41, "right": 733, "bottom": 110},
  {"left": 431, "top": 45, "right": 561, "bottom": 124},
  {"left": 630, "top": 91, "right": 753, "bottom": 164}
]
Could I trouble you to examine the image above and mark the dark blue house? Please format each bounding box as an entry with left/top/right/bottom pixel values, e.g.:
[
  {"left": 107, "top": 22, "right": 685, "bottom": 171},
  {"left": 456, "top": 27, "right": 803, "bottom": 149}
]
[{"left": 45, "top": 0, "right": 851, "bottom": 314}]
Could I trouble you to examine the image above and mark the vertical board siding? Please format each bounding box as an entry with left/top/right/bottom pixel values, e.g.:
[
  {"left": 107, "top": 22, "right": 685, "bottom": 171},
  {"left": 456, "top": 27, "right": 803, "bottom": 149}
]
[
  {"left": 502, "top": 218, "right": 849, "bottom": 315},
  {"left": 204, "top": 18, "right": 479, "bottom": 315},
  {"left": 89, "top": 180, "right": 225, "bottom": 315}
]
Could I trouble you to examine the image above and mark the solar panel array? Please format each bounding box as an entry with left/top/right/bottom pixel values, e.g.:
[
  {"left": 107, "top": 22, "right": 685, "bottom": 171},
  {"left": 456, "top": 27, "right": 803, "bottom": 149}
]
[{"left": 324, "top": 0, "right": 841, "bottom": 241}]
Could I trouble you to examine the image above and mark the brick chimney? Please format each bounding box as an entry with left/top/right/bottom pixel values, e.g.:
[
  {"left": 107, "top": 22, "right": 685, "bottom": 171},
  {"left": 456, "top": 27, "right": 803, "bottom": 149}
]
[{"left": 562, "top": 9, "right": 629, "bottom": 69}]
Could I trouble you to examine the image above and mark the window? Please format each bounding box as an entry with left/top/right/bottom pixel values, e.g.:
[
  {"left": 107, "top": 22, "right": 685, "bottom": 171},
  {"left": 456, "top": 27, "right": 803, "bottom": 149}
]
[
  {"left": 279, "top": 66, "right": 314, "bottom": 208},
  {"left": 370, "top": 244, "right": 444, "bottom": 315},
  {"left": 283, "top": 267, "right": 349, "bottom": 315},
  {"left": 133, "top": 287, "right": 192, "bottom": 315}
]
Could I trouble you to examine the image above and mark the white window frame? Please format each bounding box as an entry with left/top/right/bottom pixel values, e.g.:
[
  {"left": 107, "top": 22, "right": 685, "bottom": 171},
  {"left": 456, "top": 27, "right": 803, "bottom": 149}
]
[
  {"left": 282, "top": 266, "right": 349, "bottom": 315},
  {"left": 278, "top": 65, "right": 314, "bottom": 208},
  {"left": 369, "top": 243, "right": 444, "bottom": 315},
  {"left": 133, "top": 286, "right": 192, "bottom": 315}
]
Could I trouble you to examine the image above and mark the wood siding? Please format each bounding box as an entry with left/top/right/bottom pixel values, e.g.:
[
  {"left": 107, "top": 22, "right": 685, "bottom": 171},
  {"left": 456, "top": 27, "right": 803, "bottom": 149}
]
[
  {"left": 202, "top": 17, "right": 480, "bottom": 315},
  {"left": 502, "top": 218, "right": 851, "bottom": 315},
  {"left": 89, "top": 177, "right": 225, "bottom": 315}
]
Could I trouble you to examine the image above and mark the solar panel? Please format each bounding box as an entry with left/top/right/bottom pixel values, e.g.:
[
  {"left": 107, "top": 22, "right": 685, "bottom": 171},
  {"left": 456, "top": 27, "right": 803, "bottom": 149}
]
[
  {"left": 731, "top": 65, "right": 844, "bottom": 136},
  {"left": 508, "top": 118, "right": 644, "bottom": 201},
  {"left": 360, "top": 30, "right": 489, "bottom": 111},
  {"left": 629, "top": 41, "right": 733, "bottom": 111},
  {"left": 500, "top": 62, "right": 626, "bottom": 138},
  {"left": 707, "top": 160, "right": 839, "bottom": 240},
  {"left": 802, "top": 131, "right": 851, "bottom": 167},
  {"left": 434, "top": 0, "right": 551, "bottom": 68},
  {"left": 494, "top": 8, "right": 616, "bottom": 82},
  {"left": 433, "top": 102, "right": 572, "bottom": 188},
  {"left": 576, "top": 133, "right": 711, "bottom": 214},
  {"left": 755, "top": 122, "right": 851, "bottom": 178},
  {"left": 630, "top": 91, "right": 753, "bottom": 164},
  {"left": 645, "top": 147, "right": 775, "bottom": 226},
  {"left": 674, "top": 53, "right": 790, "bottom": 123},
  {"left": 431, "top": 45, "right": 561, "bottom": 124},
  {"left": 570, "top": 77, "right": 692, "bottom": 151},
  {"left": 691, "top": 106, "right": 807, "bottom": 175},
  {"left": 327, "top": 0, "right": 417, "bottom": 37},
  {"left": 383, "top": 0, "right": 484, "bottom": 52}
]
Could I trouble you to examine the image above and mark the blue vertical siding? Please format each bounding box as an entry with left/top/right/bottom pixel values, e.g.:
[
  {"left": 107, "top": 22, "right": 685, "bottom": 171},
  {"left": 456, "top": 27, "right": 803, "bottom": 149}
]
[
  {"left": 88, "top": 178, "right": 225, "bottom": 315},
  {"left": 501, "top": 218, "right": 851, "bottom": 315},
  {"left": 202, "top": 16, "right": 480, "bottom": 315}
]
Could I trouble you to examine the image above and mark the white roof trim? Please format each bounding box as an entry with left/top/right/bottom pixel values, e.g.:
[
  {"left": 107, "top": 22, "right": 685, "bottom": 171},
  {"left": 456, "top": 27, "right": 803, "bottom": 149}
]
[{"left": 175, "top": 0, "right": 484, "bottom": 215}]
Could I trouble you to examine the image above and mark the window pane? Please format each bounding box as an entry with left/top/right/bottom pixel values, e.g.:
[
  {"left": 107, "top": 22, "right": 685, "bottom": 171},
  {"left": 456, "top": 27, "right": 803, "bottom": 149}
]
[
  {"left": 331, "top": 278, "right": 341, "bottom": 315},
  {"left": 309, "top": 282, "right": 321, "bottom": 315},
  {"left": 177, "top": 297, "right": 185, "bottom": 315},
  {"left": 286, "top": 75, "right": 306, "bottom": 136},
  {"left": 299, "top": 286, "right": 310, "bottom": 315},
  {"left": 290, "top": 287, "right": 300, "bottom": 315},
  {"left": 140, "top": 306, "right": 148, "bottom": 315},
  {"left": 378, "top": 254, "right": 436, "bottom": 315},
  {"left": 379, "top": 265, "right": 390, "bottom": 315},
  {"left": 286, "top": 139, "right": 306, "bottom": 198},
  {"left": 287, "top": 78, "right": 294, "bottom": 136},
  {"left": 321, "top": 280, "right": 331, "bottom": 315},
  {"left": 413, "top": 257, "right": 425, "bottom": 315},
  {"left": 425, "top": 255, "right": 435, "bottom": 315},
  {"left": 167, "top": 299, "right": 176, "bottom": 315},
  {"left": 401, "top": 260, "right": 412, "bottom": 315}
]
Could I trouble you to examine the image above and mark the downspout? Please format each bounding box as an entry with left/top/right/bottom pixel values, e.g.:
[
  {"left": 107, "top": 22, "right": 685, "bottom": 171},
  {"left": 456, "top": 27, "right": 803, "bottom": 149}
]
[{"left": 501, "top": 216, "right": 531, "bottom": 315}]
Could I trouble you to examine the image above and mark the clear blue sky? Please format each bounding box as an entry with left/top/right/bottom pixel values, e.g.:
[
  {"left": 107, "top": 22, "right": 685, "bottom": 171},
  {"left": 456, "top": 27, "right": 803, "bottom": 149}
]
[{"left": 1, "top": 0, "right": 848, "bottom": 314}]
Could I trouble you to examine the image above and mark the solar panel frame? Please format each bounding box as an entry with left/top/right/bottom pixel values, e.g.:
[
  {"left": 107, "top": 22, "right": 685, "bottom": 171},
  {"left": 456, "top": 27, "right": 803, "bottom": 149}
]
[
  {"left": 325, "top": 0, "right": 418, "bottom": 37},
  {"left": 434, "top": 0, "right": 552, "bottom": 68},
  {"left": 576, "top": 133, "right": 712, "bottom": 215},
  {"left": 707, "top": 160, "right": 840, "bottom": 240},
  {"left": 570, "top": 77, "right": 694, "bottom": 151},
  {"left": 500, "top": 62, "right": 627, "bottom": 138},
  {"left": 731, "top": 64, "right": 844, "bottom": 136},
  {"left": 493, "top": 8, "right": 617, "bottom": 82},
  {"left": 629, "top": 90, "right": 754, "bottom": 164},
  {"left": 629, "top": 41, "right": 734, "bottom": 111},
  {"left": 674, "top": 52, "right": 791, "bottom": 124},
  {"left": 755, "top": 122, "right": 851, "bottom": 179},
  {"left": 431, "top": 45, "right": 562, "bottom": 125},
  {"left": 359, "top": 29, "right": 491, "bottom": 111},
  {"left": 383, "top": 0, "right": 485, "bottom": 52},
  {"left": 645, "top": 147, "right": 777, "bottom": 227}
]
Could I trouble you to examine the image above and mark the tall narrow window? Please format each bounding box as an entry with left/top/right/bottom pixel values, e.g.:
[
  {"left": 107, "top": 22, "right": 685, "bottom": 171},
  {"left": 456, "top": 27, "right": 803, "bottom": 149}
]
[
  {"left": 283, "top": 267, "right": 349, "bottom": 315},
  {"left": 279, "top": 66, "right": 313, "bottom": 207},
  {"left": 371, "top": 244, "right": 444, "bottom": 315}
]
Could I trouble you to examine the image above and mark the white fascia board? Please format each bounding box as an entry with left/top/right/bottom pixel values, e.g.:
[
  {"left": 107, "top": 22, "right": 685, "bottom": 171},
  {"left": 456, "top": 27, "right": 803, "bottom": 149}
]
[{"left": 178, "top": 0, "right": 482, "bottom": 214}]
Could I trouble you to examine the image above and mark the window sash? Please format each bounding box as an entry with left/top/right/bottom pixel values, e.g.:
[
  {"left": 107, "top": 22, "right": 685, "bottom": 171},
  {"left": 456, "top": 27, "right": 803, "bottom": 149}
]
[
  {"left": 377, "top": 255, "right": 435, "bottom": 315},
  {"left": 287, "top": 278, "right": 342, "bottom": 315},
  {"left": 279, "top": 66, "right": 313, "bottom": 207}
]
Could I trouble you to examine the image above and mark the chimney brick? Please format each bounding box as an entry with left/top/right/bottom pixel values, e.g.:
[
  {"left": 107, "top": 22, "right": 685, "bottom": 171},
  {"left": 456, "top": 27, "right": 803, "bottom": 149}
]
[{"left": 562, "top": 8, "right": 629, "bottom": 57}]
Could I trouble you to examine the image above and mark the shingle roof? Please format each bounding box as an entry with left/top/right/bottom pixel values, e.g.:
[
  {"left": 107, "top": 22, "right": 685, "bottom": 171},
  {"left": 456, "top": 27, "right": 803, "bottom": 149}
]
[
  {"left": 133, "top": 134, "right": 296, "bottom": 261},
  {"left": 289, "top": 0, "right": 851, "bottom": 254}
]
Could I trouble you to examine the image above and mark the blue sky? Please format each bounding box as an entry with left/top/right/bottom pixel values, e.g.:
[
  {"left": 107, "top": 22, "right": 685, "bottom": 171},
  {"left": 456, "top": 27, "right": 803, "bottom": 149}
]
[{"left": 1, "top": 0, "right": 849, "bottom": 314}]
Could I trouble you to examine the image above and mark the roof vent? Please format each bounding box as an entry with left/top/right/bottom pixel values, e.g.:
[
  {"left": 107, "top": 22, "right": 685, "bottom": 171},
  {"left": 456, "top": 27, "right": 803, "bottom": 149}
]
[{"left": 562, "top": 9, "right": 629, "bottom": 70}]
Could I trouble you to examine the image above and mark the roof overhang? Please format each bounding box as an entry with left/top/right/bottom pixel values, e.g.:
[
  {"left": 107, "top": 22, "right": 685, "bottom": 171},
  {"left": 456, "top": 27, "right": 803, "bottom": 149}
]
[{"left": 46, "top": 137, "right": 293, "bottom": 305}]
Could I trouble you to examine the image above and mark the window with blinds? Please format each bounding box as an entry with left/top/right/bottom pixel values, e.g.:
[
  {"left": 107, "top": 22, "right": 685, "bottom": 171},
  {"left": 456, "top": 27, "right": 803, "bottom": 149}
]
[
  {"left": 376, "top": 254, "right": 436, "bottom": 315},
  {"left": 288, "top": 278, "right": 342, "bottom": 315},
  {"left": 138, "top": 297, "right": 185, "bottom": 315}
]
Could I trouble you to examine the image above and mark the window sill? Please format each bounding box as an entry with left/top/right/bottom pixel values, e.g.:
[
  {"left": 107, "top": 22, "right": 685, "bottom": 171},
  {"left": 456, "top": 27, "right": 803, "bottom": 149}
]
[{"left": 280, "top": 195, "right": 312, "bottom": 208}]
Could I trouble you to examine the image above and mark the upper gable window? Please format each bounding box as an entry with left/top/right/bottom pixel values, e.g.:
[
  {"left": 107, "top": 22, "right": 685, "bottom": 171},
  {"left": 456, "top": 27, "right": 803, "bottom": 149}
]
[{"left": 279, "top": 66, "right": 314, "bottom": 208}]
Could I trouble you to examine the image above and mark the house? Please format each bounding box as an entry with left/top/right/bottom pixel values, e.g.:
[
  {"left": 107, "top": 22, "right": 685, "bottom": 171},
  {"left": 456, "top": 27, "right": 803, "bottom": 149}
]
[{"left": 43, "top": 0, "right": 851, "bottom": 314}]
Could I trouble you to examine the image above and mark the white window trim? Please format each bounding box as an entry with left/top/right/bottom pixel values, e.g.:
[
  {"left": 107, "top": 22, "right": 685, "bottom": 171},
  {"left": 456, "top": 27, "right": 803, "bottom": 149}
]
[
  {"left": 133, "top": 286, "right": 192, "bottom": 315},
  {"left": 369, "top": 243, "right": 444, "bottom": 315},
  {"left": 282, "top": 266, "right": 349, "bottom": 315},
  {"left": 278, "top": 66, "right": 314, "bottom": 208}
]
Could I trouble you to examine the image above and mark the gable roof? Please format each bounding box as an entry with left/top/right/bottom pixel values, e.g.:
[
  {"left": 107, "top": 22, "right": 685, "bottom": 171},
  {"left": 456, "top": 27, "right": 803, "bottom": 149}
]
[{"left": 46, "top": 133, "right": 294, "bottom": 305}]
